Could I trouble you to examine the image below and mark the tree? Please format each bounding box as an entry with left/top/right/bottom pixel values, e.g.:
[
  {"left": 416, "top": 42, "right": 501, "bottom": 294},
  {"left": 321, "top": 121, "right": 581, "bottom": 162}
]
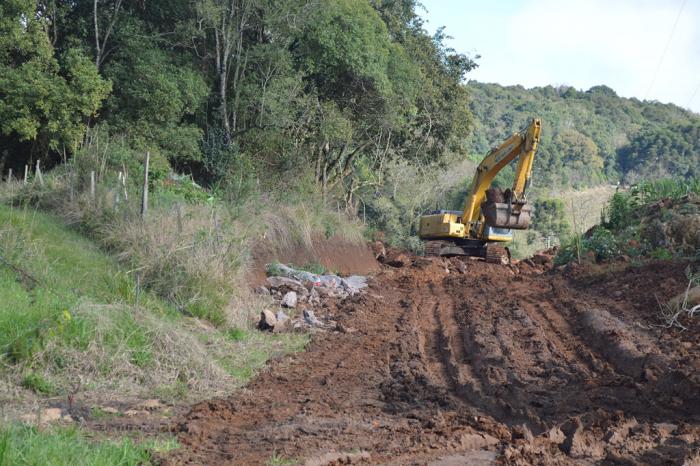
[
  {"left": 532, "top": 198, "right": 570, "bottom": 246},
  {"left": 0, "top": 0, "right": 110, "bottom": 162}
]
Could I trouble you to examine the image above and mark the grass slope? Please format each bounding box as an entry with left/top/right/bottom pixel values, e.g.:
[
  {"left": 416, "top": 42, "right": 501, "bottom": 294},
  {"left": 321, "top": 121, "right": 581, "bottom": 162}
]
[{"left": 0, "top": 203, "right": 307, "bottom": 407}]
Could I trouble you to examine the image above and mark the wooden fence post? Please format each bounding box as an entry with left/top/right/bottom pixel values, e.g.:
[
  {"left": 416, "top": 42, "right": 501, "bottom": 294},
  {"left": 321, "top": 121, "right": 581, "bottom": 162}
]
[
  {"left": 90, "top": 171, "right": 96, "bottom": 201},
  {"left": 35, "top": 160, "right": 44, "bottom": 186},
  {"left": 7, "top": 168, "right": 12, "bottom": 182},
  {"left": 176, "top": 203, "right": 183, "bottom": 235},
  {"left": 69, "top": 170, "right": 74, "bottom": 203},
  {"left": 23, "top": 165, "right": 28, "bottom": 184},
  {"left": 141, "top": 151, "right": 150, "bottom": 219}
]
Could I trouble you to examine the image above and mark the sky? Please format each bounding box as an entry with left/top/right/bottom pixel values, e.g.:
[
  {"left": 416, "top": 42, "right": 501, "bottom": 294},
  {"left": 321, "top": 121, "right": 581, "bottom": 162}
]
[{"left": 419, "top": 0, "right": 700, "bottom": 113}]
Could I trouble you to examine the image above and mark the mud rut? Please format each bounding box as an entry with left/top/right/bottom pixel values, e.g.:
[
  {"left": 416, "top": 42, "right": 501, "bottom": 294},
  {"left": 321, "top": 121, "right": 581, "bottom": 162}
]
[{"left": 164, "top": 258, "right": 700, "bottom": 465}]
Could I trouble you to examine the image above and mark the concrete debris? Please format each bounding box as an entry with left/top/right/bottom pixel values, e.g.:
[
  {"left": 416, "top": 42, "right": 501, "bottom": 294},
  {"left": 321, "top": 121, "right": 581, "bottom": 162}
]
[
  {"left": 304, "top": 309, "right": 323, "bottom": 327},
  {"left": 260, "top": 262, "right": 370, "bottom": 333},
  {"left": 281, "top": 291, "right": 298, "bottom": 308},
  {"left": 265, "top": 263, "right": 368, "bottom": 295}
]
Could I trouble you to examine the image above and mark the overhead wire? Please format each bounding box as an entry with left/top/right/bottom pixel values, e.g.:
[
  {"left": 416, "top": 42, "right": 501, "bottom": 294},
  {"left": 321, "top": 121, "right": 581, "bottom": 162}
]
[
  {"left": 687, "top": 79, "right": 700, "bottom": 111},
  {"left": 644, "top": 0, "right": 687, "bottom": 100}
]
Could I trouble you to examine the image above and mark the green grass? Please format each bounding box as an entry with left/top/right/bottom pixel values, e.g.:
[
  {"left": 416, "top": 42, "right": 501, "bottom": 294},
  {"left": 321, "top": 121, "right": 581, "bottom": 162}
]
[
  {"left": 0, "top": 424, "right": 152, "bottom": 466},
  {"left": 222, "top": 331, "right": 309, "bottom": 383},
  {"left": 0, "top": 205, "right": 162, "bottom": 370},
  {"left": 0, "top": 205, "right": 312, "bottom": 403},
  {"left": 267, "top": 453, "right": 299, "bottom": 465}
]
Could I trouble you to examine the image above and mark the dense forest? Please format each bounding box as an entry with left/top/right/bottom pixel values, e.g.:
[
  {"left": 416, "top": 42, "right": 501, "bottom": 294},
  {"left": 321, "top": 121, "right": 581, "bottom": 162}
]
[
  {"left": 0, "top": 0, "right": 474, "bottom": 203},
  {"left": 2, "top": 0, "right": 699, "bottom": 250},
  {"left": 466, "top": 82, "right": 700, "bottom": 188}
]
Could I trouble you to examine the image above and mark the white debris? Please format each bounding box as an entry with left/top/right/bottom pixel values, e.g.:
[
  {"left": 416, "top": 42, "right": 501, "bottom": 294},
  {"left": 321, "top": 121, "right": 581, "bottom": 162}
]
[{"left": 281, "top": 291, "right": 298, "bottom": 308}]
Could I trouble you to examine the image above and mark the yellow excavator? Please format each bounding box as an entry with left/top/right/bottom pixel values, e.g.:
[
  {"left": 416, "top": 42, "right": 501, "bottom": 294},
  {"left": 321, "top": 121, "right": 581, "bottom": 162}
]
[{"left": 419, "top": 118, "right": 542, "bottom": 264}]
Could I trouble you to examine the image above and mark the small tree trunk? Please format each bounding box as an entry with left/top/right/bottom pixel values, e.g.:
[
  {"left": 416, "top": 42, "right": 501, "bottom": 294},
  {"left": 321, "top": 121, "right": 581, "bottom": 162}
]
[
  {"left": 141, "top": 152, "right": 150, "bottom": 219},
  {"left": 7, "top": 168, "right": 12, "bottom": 182},
  {"left": 24, "top": 165, "right": 28, "bottom": 184}
]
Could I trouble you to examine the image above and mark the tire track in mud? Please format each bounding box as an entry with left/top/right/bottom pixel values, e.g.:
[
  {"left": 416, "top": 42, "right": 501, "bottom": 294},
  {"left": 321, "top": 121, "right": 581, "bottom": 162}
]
[{"left": 164, "top": 256, "right": 700, "bottom": 465}]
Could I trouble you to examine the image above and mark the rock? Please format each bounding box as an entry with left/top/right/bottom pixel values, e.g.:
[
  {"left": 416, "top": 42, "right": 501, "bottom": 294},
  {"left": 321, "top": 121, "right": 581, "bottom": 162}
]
[
  {"left": 547, "top": 426, "right": 566, "bottom": 444},
  {"left": 654, "top": 422, "right": 678, "bottom": 438},
  {"left": 372, "top": 241, "right": 386, "bottom": 261},
  {"left": 137, "top": 399, "right": 162, "bottom": 411},
  {"left": 304, "top": 309, "right": 323, "bottom": 327},
  {"left": 343, "top": 275, "right": 368, "bottom": 293},
  {"left": 386, "top": 253, "right": 410, "bottom": 268},
  {"left": 335, "top": 322, "right": 356, "bottom": 333},
  {"left": 281, "top": 291, "right": 298, "bottom": 308},
  {"left": 560, "top": 419, "right": 605, "bottom": 459},
  {"left": 315, "top": 286, "right": 334, "bottom": 297},
  {"left": 604, "top": 429, "right": 627, "bottom": 445},
  {"left": 258, "top": 309, "right": 277, "bottom": 330},
  {"left": 276, "top": 310, "right": 289, "bottom": 322},
  {"left": 304, "top": 450, "right": 371, "bottom": 466},
  {"left": 266, "top": 276, "right": 305, "bottom": 292},
  {"left": 21, "top": 408, "right": 64, "bottom": 425},
  {"left": 254, "top": 285, "right": 270, "bottom": 295},
  {"left": 512, "top": 424, "right": 534, "bottom": 443},
  {"left": 459, "top": 432, "right": 499, "bottom": 450},
  {"left": 124, "top": 409, "right": 149, "bottom": 417},
  {"left": 531, "top": 254, "right": 551, "bottom": 266},
  {"left": 100, "top": 407, "right": 119, "bottom": 415}
]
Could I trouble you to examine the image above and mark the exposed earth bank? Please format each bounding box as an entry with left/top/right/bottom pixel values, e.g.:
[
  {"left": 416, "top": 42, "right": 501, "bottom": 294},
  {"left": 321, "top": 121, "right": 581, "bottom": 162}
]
[{"left": 164, "top": 253, "right": 700, "bottom": 465}]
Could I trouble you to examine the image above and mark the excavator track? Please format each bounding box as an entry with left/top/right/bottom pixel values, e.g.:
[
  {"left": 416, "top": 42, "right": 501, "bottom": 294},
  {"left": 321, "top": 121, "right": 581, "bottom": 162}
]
[
  {"left": 424, "top": 241, "right": 444, "bottom": 257},
  {"left": 484, "top": 244, "right": 511, "bottom": 265}
]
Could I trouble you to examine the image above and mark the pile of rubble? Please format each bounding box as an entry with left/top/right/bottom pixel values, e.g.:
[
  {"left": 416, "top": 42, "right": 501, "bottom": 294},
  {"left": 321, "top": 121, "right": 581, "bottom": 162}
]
[{"left": 255, "top": 264, "right": 368, "bottom": 333}]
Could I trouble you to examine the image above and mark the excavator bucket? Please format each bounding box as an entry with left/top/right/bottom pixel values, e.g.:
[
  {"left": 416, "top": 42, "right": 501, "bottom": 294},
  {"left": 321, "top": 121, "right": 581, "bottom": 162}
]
[{"left": 481, "top": 202, "right": 532, "bottom": 230}]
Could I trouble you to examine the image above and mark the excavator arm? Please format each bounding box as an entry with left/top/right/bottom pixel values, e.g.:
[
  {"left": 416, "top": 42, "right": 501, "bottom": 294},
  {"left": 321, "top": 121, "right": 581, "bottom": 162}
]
[{"left": 462, "top": 118, "right": 541, "bottom": 227}]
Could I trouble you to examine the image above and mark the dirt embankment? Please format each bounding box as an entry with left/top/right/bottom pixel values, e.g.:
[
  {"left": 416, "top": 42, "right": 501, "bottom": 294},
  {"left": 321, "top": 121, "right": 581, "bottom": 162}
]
[
  {"left": 249, "top": 236, "right": 380, "bottom": 286},
  {"left": 165, "top": 253, "right": 700, "bottom": 465}
]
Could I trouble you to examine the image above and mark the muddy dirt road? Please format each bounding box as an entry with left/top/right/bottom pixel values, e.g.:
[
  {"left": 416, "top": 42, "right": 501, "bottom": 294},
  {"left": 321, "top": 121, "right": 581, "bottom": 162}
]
[{"left": 165, "top": 256, "right": 700, "bottom": 465}]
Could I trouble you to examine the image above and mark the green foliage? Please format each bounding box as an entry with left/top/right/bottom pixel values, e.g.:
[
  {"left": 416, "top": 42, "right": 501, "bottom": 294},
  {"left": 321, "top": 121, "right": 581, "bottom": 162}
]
[
  {"left": 555, "top": 227, "right": 620, "bottom": 265},
  {"left": 466, "top": 82, "right": 699, "bottom": 189},
  {"left": 603, "top": 191, "right": 637, "bottom": 230},
  {"left": 21, "top": 372, "right": 55, "bottom": 395},
  {"left": 532, "top": 198, "right": 570, "bottom": 245},
  {"left": 557, "top": 177, "right": 700, "bottom": 265},
  {"left": 0, "top": 424, "right": 151, "bottom": 466},
  {"left": 0, "top": 1, "right": 110, "bottom": 153},
  {"left": 298, "top": 0, "right": 392, "bottom": 94},
  {"left": 585, "top": 226, "right": 620, "bottom": 261},
  {"left": 619, "top": 122, "right": 700, "bottom": 180}
]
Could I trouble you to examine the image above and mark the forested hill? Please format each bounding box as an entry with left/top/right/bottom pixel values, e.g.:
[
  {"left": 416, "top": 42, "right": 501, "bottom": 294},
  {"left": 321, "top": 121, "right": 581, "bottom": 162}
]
[{"left": 466, "top": 82, "right": 700, "bottom": 189}]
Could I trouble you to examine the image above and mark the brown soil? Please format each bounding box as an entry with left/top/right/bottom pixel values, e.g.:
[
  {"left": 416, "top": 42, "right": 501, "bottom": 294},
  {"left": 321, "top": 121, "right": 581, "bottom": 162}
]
[
  {"left": 249, "top": 237, "right": 380, "bottom": 286},
  {"left": 164, "top": 254, "right": 700, "bottom": 465}
]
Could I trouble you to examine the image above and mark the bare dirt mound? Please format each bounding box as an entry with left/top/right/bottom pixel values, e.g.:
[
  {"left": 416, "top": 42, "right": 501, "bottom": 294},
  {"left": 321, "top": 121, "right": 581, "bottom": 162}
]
[{"left": 165, "top": 256, "right": 700, "bottom": 465}]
